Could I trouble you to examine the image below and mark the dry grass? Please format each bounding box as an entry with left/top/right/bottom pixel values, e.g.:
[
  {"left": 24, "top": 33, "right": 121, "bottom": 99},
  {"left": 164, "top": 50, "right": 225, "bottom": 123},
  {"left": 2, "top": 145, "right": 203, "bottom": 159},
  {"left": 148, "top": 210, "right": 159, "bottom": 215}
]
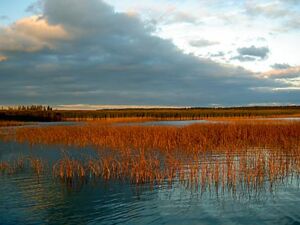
[
  {"left": 66, "top": 117, "right": 156, "bottom": 123},
  {"left": 1, "top": 150, "right": 299, "bottom": 194},
  {"left": 1, "top": 120, "right": 300, "bottom": 193},
  {"left": 0, "top": 157, "right": 24, "bottom": 174},
  {"left": 0, "top": 121, "right": 25, "bottom": 127},
  {"left": 13, "top": 121, "right": 300, "bottom": 152}
]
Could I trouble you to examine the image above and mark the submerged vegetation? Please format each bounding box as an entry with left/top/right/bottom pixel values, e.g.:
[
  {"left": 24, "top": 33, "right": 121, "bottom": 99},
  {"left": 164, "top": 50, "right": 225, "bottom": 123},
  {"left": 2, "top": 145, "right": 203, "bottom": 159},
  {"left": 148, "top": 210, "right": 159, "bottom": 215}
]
[{"left": 1, "top": 120, "right": 300, "bottom": 196}]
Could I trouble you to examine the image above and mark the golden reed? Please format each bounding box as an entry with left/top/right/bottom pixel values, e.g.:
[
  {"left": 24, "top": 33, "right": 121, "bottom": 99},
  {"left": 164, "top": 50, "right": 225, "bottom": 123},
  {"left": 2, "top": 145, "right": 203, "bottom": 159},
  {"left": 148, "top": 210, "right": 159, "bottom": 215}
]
[{"left": 1, "top": 120, "right": 300, "bottom": 193}]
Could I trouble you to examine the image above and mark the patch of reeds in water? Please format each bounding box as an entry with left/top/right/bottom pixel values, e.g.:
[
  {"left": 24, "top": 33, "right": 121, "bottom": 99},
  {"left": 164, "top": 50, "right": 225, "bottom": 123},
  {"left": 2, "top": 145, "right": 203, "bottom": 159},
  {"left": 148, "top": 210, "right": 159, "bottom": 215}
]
[
  {"left": 0, "top": 121, "right": 25, "bottom": 127},
  {"left": 1, "top": 150, "right": 300, "bottom": 196},
  {"left": 1, "top": 120, "right": 300, "bottom": 195}
]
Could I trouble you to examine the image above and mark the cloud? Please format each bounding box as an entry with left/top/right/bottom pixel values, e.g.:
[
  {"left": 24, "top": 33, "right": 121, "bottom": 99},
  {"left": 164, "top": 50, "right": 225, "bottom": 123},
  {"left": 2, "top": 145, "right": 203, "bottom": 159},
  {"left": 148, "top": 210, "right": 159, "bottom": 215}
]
[
  {"left": 209, "top": 51, "right": 225, "bottom": 58},
  {"left": 0, "top": 15, "right": 9, "bottom": 20},
  {"left": 245, "top": 3, "right": 289, "bottom": 19},
  {"left": 0, "top": 55, "right": 7, "bottom": 62},
  {"left": 284, "top": 17, "right": 300, "bottom": 30},
  {"left": 162, "top": 11, "right": 198, "bottom": 24},
  {"left": 189, "top": 39, "right": 219, "bottom": 48},
  {"left": 126, "top": 5, "right": 199, "bottom": 25},
  {"left": 0, "top": 0, "right": 298, "bottom": 106},
  {"left": 0, "top": 16, "right": 69, "bottom": 53},
  {"left": 263, "top": 65, "right": 300, "bottom": 93},
  {"left": 264, "top": 66, "right": 300, "bottom": 79},
  {"left": 244, "top": 1, "right": 300, "bottom": 32},
  {"left": 279, "top": 0, "right": 300, "bottom": 5},
  {"left": 238, "top": 45, "right": 269, "bottom": 59},
  {"left": 26, "top": 0, "right": 44, "bottom": 14},
  {"left": 231, "top": 55, "right": 257, "bottom": 62},
  {"left": 271, "top": 63, "right": 291, "bottom": 70},
  {"left": 232, "top": 45, "right": 270, "bottom": 61}
]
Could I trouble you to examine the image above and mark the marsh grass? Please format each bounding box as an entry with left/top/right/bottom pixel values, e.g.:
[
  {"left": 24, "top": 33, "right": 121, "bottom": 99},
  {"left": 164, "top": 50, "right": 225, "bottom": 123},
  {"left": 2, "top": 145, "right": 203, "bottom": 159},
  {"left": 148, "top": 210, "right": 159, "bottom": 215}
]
[
  {"left": 1, "top": 120, "right": 300, "bottom": 194},
  {"left": 0, "top": 121, "right": 25, "bottom": 127},
  {"left": 13, "top": 121, "right": 300, "bottom": 152}
]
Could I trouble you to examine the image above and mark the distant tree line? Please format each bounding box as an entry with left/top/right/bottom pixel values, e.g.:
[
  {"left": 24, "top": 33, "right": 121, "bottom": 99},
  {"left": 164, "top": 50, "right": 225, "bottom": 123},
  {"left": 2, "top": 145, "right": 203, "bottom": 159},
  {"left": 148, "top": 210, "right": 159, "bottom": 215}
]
[
  {"left": 1, "top": 105, "right": 52, "bottom": 111},
  {"left": 0, "top": 105, "right": 299, "bottom": 122},
  {"left": 60, "top": 106, "right": 300, "bottom": 120},
  {"left": 0, "top": 105, "right": 59, "bottom": 122}
]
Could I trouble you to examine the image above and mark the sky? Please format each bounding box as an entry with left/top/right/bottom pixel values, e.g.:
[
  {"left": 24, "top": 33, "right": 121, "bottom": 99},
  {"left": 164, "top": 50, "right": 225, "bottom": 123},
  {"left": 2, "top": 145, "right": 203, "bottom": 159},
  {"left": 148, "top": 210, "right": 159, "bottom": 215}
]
[{"left": 0, "top": 0, "right": 299, "bottom": 107}]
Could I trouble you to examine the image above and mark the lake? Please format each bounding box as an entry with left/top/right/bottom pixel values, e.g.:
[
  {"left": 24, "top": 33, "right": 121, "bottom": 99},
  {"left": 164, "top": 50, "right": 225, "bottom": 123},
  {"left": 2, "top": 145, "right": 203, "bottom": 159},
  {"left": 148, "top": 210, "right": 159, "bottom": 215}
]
[{"left": 0, "top": 120, "right": 300, "bottom": 224}]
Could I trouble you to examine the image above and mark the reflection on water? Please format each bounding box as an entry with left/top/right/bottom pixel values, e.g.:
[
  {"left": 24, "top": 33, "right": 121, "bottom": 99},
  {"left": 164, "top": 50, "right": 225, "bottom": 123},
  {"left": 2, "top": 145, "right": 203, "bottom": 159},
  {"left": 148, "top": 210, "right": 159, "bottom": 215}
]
[
  {"left": 118, "top": 117, "right": 300, "bottom": 127},
  {"left": 1, "top": 140, "right": 300, "bottom": 224},
  {"left": 116, "top": 120, "right": 217, "bottom": 126},
  {"left": 1, "top": 172, "right": 300, "bottom": 225}
]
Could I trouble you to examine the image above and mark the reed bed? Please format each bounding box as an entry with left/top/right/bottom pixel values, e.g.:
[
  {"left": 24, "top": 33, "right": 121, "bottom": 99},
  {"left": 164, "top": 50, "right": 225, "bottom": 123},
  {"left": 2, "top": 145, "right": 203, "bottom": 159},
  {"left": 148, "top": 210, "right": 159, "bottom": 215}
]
[
  {"left": 0, "top": 121, "right": 25, "bottom": 127},
  {"left": 1, "top": 120, "right": 300, "bottom": 194},
  {"left": 13, "top": 121, "right": 300, "bottom": 153},
  {"left": 1, "top": 151, "right": 300, "bottom": 196},
  {"left": 0, "top": 157, "right": 44, "bottom": 175}
]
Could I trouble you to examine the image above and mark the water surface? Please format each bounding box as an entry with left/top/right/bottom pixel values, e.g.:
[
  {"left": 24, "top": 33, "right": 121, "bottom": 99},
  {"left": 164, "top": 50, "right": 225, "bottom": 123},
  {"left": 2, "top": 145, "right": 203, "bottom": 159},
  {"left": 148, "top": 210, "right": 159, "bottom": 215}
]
[
  {"left": 1, "top": 140, "right": 300, "bottom": 225},
  {"left": 116, "top": 119, "right": 215, "bottom": 127}
]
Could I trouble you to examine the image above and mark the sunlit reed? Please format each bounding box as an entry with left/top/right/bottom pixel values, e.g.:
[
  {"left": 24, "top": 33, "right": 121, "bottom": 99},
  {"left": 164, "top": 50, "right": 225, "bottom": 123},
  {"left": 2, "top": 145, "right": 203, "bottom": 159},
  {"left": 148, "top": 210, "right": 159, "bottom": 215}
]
[{"left": 1, "top": 120, "right": 300, "bottom": 195}]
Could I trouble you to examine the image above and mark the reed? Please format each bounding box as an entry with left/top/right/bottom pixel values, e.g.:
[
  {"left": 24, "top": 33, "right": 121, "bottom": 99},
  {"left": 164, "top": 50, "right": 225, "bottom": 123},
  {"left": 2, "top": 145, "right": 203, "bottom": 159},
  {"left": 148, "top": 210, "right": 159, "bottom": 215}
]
[
  {"left": 0, "top": 157, "right": 25, "bottom": 174},
  {"left": 29, "top": 157, "right": 44, "bottom": 176},
  {"left": 13, "top": 121, "right": 300, "bottom": 153},
  {"left": 0, "top": 162, "right": 10, "bottom": 173},
  {"left": 0, "top": 150, "right": 299, "bottom": 195},
  {"left": 1, "top": 120, "right": 300, "bottom": 195},
  {"left": 53, "top": 157, "right": 85, "bottom": 182},
  {"left": 0, "top": 121, "right": 25, "bottom": 127}
]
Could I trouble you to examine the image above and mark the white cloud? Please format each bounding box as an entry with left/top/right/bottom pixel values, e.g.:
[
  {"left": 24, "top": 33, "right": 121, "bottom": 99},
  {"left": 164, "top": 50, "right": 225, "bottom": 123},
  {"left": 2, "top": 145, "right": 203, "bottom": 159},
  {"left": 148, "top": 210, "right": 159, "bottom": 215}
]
[
  {"left": 0, "top": 16, "right": 69, "bottom": 52},
  {"left": 189, "top": 39, "right": 219, "bottom": 48},
  {"left": 264, "top": 66, "right": 300, "bottom": 78},
  {"left": 0, "top": 55, "right": 7, "bottom": 62}
]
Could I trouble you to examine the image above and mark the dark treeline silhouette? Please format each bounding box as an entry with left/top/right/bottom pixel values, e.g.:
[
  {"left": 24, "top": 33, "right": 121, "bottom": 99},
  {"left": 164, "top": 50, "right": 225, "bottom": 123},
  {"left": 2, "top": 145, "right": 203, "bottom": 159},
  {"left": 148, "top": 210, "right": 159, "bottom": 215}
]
[
  {"left": 2, "top": 105, "right": 53, "bottom": 111},
  {"left": 0, "top": 105, "right": 60, "bottom": 122},
  {"left": 0, "top": 105, "right": 300, "bottom": 122},
  {"left": 61, "top": 106, "right": 300, "bottom": 120}
]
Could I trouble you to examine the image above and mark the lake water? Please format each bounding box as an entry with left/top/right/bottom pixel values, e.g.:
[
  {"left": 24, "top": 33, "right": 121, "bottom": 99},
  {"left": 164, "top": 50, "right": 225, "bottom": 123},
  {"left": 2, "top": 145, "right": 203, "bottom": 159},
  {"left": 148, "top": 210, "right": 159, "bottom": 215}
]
[
  {"left": 1, "top": 119, "right": 300, "bottom": 224},
  {"left": 1, "top": 117, "right": 299, "bottom": 130},
  {"left": 1, "top": 138, "right": 300, "bottom": 225},
  {"left": 116, "top": 119, "right": 218, "bottom": 127}
]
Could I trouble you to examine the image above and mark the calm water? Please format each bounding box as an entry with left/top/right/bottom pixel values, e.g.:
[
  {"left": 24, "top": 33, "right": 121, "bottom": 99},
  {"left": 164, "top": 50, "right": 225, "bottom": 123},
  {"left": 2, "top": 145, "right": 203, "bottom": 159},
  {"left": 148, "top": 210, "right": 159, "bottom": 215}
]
[
  {"left": 117, "top": 117, "right": 300, "bottom": 127},
  {"left": 116, "top": 120, "right": 216, "bottom": 126},
  {"left": 1, "top": 140, "right": 300, "bottom": 225},
  {"left": 1, "top": 117, "right": 299, "bottom": 129}
]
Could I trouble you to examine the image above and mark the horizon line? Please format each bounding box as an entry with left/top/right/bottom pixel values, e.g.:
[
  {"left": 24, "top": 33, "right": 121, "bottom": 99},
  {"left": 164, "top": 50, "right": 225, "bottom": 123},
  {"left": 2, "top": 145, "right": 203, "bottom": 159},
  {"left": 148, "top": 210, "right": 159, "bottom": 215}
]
[{"left": 1, "top": 103, "right": 299, "bottom": 111}]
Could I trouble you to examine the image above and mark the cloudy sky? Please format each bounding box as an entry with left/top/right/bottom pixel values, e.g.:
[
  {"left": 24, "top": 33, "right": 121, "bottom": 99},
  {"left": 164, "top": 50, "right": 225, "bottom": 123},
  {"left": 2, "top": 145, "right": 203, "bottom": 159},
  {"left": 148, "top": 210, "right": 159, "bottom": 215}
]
[{"left": 0, "top": 0, "right": 299, "bottom": 107}]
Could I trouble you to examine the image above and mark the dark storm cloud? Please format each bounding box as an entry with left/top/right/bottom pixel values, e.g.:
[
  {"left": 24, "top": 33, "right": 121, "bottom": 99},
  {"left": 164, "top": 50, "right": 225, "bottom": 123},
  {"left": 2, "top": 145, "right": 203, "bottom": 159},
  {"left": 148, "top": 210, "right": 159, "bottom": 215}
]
[{"left": 0, "top": 0, "right": 298, "bottom": 106}]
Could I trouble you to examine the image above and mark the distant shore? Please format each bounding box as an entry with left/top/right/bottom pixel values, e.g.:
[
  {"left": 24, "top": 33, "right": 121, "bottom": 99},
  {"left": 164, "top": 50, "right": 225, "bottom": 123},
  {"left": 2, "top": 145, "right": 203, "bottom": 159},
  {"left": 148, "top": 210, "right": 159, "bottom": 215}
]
[{"left": 0, "top": 105, "right": 300, "bottom": 122}]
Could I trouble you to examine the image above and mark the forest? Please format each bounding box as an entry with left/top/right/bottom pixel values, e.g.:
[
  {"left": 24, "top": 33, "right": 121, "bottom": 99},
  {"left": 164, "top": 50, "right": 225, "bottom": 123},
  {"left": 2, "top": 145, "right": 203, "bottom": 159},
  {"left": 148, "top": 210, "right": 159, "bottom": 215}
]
[{"left": 0, "top": 105, "right": 300, "bottom": 122}]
